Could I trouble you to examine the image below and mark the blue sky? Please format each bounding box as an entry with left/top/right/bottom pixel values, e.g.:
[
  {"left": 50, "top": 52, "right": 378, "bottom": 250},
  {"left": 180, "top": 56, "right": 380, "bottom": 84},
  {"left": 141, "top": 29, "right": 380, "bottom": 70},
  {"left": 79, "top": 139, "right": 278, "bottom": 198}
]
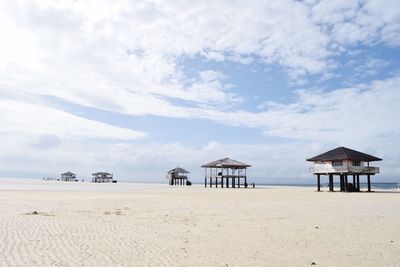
[{"left": 0, "top": 0, "right": 399, "bottom": 183}]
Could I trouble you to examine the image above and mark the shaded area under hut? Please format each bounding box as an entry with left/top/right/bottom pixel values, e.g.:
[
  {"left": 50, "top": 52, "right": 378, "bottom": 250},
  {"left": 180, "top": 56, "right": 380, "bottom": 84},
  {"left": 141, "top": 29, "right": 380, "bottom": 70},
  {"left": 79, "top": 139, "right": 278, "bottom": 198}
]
[
  {"left": 92, "top": 172, "right": 116, "bottom": 183},
  {"left": 166, "top": 167, "right": 191, "bottom": 186},
  {"left": 307, "top": 147, "right": 382, "bottom": 192},
  {"left": 61, "top": 171, "right": 77, "bottom": 182},
  {"left": 201, "top": 157, "right": 251, "bottom": 188}
]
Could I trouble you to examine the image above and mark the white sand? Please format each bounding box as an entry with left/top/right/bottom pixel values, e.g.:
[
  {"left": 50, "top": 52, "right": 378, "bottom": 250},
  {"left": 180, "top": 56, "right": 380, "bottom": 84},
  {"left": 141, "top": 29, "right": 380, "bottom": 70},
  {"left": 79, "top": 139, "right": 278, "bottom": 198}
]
[{"left": 0, "top": 178, "right": 399, "bottom": 266}]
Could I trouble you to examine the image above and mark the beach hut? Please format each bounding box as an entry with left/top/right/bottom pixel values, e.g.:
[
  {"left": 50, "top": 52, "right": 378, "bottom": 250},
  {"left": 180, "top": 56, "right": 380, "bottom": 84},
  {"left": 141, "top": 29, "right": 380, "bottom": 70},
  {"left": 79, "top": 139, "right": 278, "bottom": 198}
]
[
  {"left": 201, "top": 157, "right": 251, "bottom": 188},
  {"left": 167, "top": 167, "right": 191, "bottom": 185},
  {"left": 61, "top": 171, "right": 77, "bottom": 182},
  {"left": 92, "top": 172, "right": 115, "bottom": 183},
  {"left": 307, "top": 147, "right": 382, "bottom": 192}
]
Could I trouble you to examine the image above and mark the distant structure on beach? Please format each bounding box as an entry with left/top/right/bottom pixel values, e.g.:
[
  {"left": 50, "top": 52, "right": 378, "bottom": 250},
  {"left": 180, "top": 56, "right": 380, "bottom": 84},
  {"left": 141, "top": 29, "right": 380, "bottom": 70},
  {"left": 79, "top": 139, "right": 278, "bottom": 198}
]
[
  {"left": 201, "top": 157, "right": 251, "bottom": 188},
  {"left": 166, "top": 166, "right": 191, "bottom": 185},
  {"left": 61, "top": 172, "right": 77, "bottom": 182},
  {"left": 92, "top": 172, "right": 116, "bottom": 183},
  {"left": 307, "top": 147, "right": 382, "bottom": 192}
]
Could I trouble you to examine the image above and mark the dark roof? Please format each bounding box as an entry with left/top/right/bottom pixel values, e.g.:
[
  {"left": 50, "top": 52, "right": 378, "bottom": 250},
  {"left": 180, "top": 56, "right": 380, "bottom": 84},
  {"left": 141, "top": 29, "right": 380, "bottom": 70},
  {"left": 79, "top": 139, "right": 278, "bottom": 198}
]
[
  {"left": 307, "top": 147, "right": 382, "bottom": 162},
  {"left": 167, "top": 167, "right": 190, "bottom": 174},
  {"left": 201, "top": 157, "right": 251, "bottom": 168}
]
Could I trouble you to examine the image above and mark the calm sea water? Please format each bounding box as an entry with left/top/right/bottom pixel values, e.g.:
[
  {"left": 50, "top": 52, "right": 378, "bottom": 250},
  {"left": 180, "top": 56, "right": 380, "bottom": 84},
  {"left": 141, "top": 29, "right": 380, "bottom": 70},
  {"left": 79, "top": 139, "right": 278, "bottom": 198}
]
[
  {"left": 270, "top": 182, "right": 399, "bottom": 190},
  {"left": 191, "top": 182, "right": 399, "bottom": 190}
]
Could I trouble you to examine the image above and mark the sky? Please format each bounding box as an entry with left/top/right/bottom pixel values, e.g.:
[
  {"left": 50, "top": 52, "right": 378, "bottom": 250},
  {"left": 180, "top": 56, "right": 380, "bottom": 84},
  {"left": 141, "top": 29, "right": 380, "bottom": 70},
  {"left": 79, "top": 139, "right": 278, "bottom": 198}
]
[{"left": 0, "top": 0, "right": 399, "bottom": 183}]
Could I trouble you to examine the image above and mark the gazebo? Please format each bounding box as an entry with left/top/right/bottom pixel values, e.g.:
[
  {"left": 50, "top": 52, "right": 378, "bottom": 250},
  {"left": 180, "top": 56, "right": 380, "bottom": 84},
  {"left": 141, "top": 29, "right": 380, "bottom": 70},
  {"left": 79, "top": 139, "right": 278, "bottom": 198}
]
[
  {"left": 92, "top": 172, "right": 115, "bottom": 183},
  {"left": 166, "top": 167, "right": 190, "bottom": 186},
  {"left": 307, "top": 147, "right": 382, "bottom": 192},
  {"left": 201, "top": 157, "right": 251, "bottom": 188},
  {"left": 61, "top": 171, "right": 76, "bottom": 182}
]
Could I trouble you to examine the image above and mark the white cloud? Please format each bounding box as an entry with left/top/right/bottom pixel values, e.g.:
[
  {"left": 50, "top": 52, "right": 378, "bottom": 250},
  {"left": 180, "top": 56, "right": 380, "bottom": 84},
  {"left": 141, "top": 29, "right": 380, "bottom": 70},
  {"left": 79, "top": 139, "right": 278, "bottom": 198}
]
[
  {"left": 1, "top": 0, "right": 398, "bottom": 114},
  {"left": 0, "top": 98, "right": 147, "bottom": 141},
  {"left": 229, "top": 76, "right": 400, "bottom": 144},
  {"left": 0, "top": 0, "right": 399, "bottom": 181}
]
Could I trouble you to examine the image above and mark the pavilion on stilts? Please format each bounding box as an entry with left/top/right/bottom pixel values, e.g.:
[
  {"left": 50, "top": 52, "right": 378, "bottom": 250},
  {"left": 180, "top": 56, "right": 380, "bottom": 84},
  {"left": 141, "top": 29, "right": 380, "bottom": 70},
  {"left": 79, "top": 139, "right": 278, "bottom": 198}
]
[
  {"left": 307, "top": 147, "right": 382, "bottom": 192},
  {"left": 167, "top": 166, "right": 191, "bottom": 186},
  {"left": 201, "top": 157, "right": 251, "bottom": 188}
]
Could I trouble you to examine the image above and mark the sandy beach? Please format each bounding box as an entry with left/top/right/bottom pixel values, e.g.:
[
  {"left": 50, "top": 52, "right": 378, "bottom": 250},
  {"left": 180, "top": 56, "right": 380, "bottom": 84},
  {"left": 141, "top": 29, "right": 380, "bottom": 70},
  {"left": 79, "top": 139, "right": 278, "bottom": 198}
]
[{"left": 0, "top": 178, "right": 399, "bottom": 267}]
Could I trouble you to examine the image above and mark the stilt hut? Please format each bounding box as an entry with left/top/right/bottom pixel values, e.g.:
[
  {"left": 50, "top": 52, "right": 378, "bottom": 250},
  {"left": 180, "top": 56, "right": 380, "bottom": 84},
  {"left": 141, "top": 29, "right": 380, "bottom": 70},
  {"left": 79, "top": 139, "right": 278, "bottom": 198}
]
[
  {"left": 307, "top": 147, "right": 382, "bottom": 192},
  {"left": 167, "top": 167, "right": 190, "bottom": 186},
  {"left": 92, "top": 172, "right": 115, "bottom": 183},
  {"left": 201, "top": 157, "right": 251, "bottom": 188},
  {"left": 61, "top": 171, "right": 77, "bottom": 182}
]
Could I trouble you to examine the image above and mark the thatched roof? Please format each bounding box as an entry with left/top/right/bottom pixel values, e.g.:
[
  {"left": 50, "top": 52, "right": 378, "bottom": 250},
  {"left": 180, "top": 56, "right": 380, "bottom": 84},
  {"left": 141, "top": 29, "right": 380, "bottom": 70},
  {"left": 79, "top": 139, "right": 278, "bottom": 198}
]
[
  {"left": 307, "top": 147, "right": 382, "bottom": 162},
  {"left": 167, "top": 167, "right": 190, "bottom": 174},
  {"left": 92, "top": 172, "right": 112, "bottom": 176},
  {"left": 62, "top": 171, "right": 75, "bottom": 175},
  {"left": 201, "top": 157, "right": 251, "bottom": 168}
]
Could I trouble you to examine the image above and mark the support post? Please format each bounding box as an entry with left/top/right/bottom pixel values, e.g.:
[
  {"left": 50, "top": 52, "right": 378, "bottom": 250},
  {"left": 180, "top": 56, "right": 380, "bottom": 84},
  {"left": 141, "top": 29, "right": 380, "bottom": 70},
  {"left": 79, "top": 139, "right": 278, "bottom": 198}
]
[
  {"left": 204, "top": 177, "right": 207, "bottom": 187},
  {"left": 209, "top": 177, "right": 212, "bottom": 188},
  {"left": 340, "top": 175, "right": 344, "bottom": 191},
  {"left": 352, "top": 175, "right": 356, "bottom": 191},
  {"left": 317, "top": 174, "right": 320, "bottom": 192},
  {"left": 329, "top": 174, "right": 333, "bottom": 192},
  {"left": 367, "top": 174, "right": 371, "bottom": 192},
  {"left": 238, "top": 177, "right": 240, "bottom": 188},
  {"left": 232, "top": 177, "right": 236, "bottom": 188},
  {"left": 344, "top": 174, "right": 348, "bottom": 192},
  {"left": 357, "top": 175, "right": 360, "bottom": 192}
]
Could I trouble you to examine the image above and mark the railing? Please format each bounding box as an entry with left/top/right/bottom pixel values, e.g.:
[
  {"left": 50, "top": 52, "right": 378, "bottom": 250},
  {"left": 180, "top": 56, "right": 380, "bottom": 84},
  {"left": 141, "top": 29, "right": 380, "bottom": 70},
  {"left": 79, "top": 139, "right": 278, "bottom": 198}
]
[
  {"left": 310, "top": 166, "right": 379, "bottom": 174},
  {"left": 166, "top": 174, "right": 188, "bottom": 179}
]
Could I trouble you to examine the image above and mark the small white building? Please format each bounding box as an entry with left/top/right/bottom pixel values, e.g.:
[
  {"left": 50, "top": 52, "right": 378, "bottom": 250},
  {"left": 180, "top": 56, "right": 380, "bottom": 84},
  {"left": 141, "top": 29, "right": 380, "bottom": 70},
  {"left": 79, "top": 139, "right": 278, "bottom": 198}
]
[
  {"left": 92, "top": 172, "right": 115, "bottom": 183},
  {"left": 61, "top": 172, "right": 77, "bottom": 182},
  {"left": 307, "top": 147, "right": 382, "bottom": 192}
]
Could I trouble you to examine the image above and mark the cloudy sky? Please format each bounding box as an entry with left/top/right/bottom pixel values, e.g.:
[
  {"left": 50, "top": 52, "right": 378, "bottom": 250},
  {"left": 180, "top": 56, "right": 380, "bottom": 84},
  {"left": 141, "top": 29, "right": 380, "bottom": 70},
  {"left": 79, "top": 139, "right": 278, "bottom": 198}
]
[{"left": 1, "top": 0, "right": 399, "bottom": 183}]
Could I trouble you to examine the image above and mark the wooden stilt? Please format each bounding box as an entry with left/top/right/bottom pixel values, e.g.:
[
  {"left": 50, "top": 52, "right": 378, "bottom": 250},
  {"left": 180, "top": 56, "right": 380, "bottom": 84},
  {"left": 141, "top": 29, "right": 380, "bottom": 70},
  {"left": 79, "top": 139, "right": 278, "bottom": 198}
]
[
  {"left": 238, "top": 177, "right": 240, "bottom": 188},
  {"left": 344, "top": 174, "right": 348, "bottom": 192},
  {"left": 340, "top": 175, "right": 344, "bottom": 191},
  {"left": 209, "top": 177, "right": 212, "bottom": 188},
  {"left": 367, "top": 174, "right": 371, "bottom": 192},
  {"left": 357, "top": 175, "right": 360, "bottom": 192},
  {"left": 352, "top": 175, "right": 356, "bottom": 191},
  {"left": 226, "top": 177, "right": 229, "bottom": 188},
  {"left": 329, "top": 174, "right": 333, "bottom": 191},
  {"left": 317, "top": 174, "right": 320, "bottom": 191},
  {"left": 232, "top": 177, "right": 236, "bottom": 188}
]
